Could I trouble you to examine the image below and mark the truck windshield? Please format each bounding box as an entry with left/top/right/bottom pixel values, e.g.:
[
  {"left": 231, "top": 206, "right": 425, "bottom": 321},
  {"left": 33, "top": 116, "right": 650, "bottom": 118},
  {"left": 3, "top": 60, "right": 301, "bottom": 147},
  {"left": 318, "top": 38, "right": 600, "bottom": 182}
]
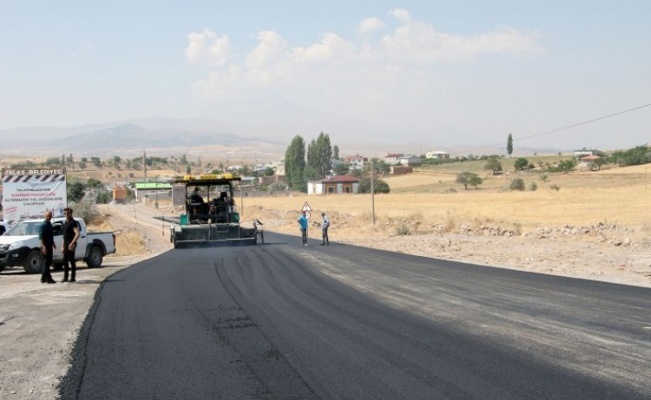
[{"left": 5, "top": 221, "right": 42, "bottom": 236}]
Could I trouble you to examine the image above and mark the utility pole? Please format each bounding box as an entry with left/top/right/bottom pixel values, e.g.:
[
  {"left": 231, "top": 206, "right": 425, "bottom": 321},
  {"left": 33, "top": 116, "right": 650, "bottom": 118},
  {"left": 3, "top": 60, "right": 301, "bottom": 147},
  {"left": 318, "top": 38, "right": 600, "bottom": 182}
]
[
  {"left": 371, "top": 159, "right": 376, "bottom": 225},
  {"left": 154, "top": 176, "right": 158, "bottom": 209}
]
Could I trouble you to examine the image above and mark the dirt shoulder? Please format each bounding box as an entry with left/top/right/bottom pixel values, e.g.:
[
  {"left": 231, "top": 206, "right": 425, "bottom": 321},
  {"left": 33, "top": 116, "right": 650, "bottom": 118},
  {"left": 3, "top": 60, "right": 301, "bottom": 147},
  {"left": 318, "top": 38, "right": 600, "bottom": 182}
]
[{"left": 0, "top": 204, "right": 172, "bottom": 400}]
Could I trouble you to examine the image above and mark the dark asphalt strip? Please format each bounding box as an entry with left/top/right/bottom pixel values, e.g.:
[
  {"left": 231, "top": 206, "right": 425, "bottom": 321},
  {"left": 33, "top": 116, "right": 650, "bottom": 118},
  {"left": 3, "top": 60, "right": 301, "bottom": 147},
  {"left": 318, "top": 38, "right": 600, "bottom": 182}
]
[{"left": 213, "top": 256, "right": 319, "bottom": 399}]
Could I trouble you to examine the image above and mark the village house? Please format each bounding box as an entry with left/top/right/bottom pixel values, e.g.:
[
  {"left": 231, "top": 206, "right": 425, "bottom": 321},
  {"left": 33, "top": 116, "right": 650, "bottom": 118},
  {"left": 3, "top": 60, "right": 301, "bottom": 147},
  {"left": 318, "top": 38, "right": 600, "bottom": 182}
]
[
  {"left": 399, "top": 154, "right": 422, "bottom": 167},
  {"left": 384, "top": 153, "right": 403, "bottom": 164},
  {"left": 573, "top": 148, "right": 599, "bottom": 158},
  {"left": 274, "top": 160, "right": 286, "bottom": 183},
  {"left": 307, "top": 175, "right": 360, "bottom": 195},
  {"left": 578, "top": 154, "right": 601, "bottom": 170},
  {"left": 133, "top": 181, "right": 172, "bottom": 203},
  {"left": 343, "top": 154, "right": 368, "bottom": 170},
  {"left": 425, "top": 150, "right": 450, "bottom": 159}
]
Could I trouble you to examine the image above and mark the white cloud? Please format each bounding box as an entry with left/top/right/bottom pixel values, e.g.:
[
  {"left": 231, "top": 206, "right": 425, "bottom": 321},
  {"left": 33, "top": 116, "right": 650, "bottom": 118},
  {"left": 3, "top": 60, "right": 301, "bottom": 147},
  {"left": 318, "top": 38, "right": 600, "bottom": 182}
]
[
  {"left": 357, "top": 17, "right": 386, "bottom": 34},
  {"left": 185, "top": 29, "right": 232, "bottom": 67},
  {"left": 188, "top": 10, "right": 539, "bottom": 101},
  {"left": 381, "top": 11, "right": 538, "bottom": 63},
  {"left": 290, "top": 32, "right": 356, "bottom": 64},
  {"left": 389, "top": 9, "right": 413, "bottom": 25},
  {"left": 245, "top": 31, "right": 288, "bottom": 69}
]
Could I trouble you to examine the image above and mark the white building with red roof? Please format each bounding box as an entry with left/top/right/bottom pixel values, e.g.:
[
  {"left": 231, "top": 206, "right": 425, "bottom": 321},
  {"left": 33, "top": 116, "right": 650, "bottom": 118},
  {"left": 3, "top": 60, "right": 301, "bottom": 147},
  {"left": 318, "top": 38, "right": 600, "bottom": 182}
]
[{"left": 307, "top": 175, "right": 360, "bottom": 195}]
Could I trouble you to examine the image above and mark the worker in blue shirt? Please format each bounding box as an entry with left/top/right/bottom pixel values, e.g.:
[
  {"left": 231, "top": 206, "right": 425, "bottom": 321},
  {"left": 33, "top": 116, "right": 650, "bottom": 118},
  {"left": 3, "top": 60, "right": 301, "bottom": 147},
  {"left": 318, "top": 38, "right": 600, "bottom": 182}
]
[{"left": 297, "top": 211, "right": 309, "bottom": 246}]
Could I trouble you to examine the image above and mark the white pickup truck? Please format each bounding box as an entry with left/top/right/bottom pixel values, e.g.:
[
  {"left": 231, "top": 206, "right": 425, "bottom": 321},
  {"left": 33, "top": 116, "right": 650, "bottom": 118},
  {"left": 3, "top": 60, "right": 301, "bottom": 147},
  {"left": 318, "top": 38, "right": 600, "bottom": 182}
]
[{"left": 0, "top": 217, "right": 116, "bottom": 274}]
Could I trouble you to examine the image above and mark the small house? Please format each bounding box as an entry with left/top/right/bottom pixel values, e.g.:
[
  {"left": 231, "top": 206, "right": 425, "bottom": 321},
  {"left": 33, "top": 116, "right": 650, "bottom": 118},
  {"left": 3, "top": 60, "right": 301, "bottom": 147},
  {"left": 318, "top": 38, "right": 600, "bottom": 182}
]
[{"left": 307, "top": 175, "right": 360, "bottom": 195}]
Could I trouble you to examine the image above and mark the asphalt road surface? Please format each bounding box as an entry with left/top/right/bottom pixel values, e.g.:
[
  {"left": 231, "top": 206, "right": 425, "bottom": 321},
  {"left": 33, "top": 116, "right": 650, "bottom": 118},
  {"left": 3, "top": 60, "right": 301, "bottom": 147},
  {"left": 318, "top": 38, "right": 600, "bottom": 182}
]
[{"left": 60, "top": 232, "right": 651, "bottom": 399}]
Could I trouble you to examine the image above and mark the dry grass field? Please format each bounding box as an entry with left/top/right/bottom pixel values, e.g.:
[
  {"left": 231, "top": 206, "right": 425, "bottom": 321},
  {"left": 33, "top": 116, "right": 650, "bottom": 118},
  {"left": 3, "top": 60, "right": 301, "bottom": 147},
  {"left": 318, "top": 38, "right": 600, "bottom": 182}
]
[{"left": 239, "top": 164, "right": 651, "bottom": 241}]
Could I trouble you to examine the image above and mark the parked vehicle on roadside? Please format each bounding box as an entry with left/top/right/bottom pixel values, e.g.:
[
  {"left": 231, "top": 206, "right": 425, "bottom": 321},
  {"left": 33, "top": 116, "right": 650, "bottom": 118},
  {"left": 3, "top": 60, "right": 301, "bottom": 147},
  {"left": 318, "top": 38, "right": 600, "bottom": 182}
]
[{"left": 0, "top": 217, "right": 116, "bottom": 274}]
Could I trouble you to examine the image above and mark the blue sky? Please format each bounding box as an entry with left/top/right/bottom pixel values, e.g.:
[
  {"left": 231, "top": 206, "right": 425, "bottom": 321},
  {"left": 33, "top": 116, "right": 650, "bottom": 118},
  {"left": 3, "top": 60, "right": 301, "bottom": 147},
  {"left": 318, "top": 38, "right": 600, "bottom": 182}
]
[{"left": 1, "top": 0, "right": 649, "bottom": 153}]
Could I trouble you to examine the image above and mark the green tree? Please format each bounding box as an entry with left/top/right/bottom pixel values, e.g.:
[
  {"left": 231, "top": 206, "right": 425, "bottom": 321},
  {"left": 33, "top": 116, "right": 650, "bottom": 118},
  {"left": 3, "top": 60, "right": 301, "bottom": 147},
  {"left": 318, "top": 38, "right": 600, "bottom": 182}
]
[
  {"left": 363, "top": 158, "right": 389, "bottom": 175},
  {"left": 484, "top": 157, "right": 503, "bottom": 175},
  {"left": 591, "top": 157, "right": 606, "bottom": 171},
  {"left": 333, "top": 163, "right": 350, "bottom": 175},
  {"left": 468, "top": 174, "right": 483, "bottom": 189},
  {"left": 456, "top": 172, "right": 481, "bottom": 190},
  {"left": 96, "top": 190, "right": 112, "bottom": 204},
  {"left": 333, "top": 145, "right": 340, "bottom": 160},
  {"left": 306, "top": 132, "right": 333, "bottom": 179},
  {"left": 358, "top": 177, "right": 390, "bottom": 193},
  {"left": 67, "top": 181, "right": 86, "bottom": 202},
  {"left": 510, "top": 178, "right": 525, "bottom": 191},
  {"left": 514, "top": 157, "right": 529, "bottom": 171},
  {"left": 557, "top": 159, "right": 576, "bottom": 173},
  {"left": 609, "top": 145, "right": 651, "bottom": 166},
  {"left": 86, "top": 178, "right": 103, "bottom": 188},
  {"left": 285, "top": 135, "right": 306, "bottom": 191},
  {"left": 507, "top": 133, "right": 513, "bottom": 157},
  {"left": 46, "top": 157, "right": 61, "bottom": 166},
  {"left": 263, "top": 167, "right": 275, "bottom": 176}
]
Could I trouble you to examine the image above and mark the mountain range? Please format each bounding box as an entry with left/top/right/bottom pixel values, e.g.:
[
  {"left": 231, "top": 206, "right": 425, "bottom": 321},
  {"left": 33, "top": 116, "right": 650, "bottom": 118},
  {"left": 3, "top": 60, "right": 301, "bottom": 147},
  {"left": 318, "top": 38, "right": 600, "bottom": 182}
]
[
  {"left": 0, "top": 116, "right": 559, "bottom": 162},
  {"left": 0, "top": 118, "right": 288, "bottom": 161}
]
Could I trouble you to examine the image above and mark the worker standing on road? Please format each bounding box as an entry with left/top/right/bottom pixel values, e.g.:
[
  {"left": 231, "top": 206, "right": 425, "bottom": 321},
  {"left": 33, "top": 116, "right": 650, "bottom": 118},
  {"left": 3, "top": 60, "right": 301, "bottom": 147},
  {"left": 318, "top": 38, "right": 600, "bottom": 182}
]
[
  {"left": 320, "top": 212, "right": 330, "bottom": 246},
  {"left": 62, "top": 207, "right": 80, "bottom": 283},
  {"left": 38, "top": 210, "right": 56, "bottom": 284},
  {"left": 298, "top": 211, "right": 309, "bottom": 246}
]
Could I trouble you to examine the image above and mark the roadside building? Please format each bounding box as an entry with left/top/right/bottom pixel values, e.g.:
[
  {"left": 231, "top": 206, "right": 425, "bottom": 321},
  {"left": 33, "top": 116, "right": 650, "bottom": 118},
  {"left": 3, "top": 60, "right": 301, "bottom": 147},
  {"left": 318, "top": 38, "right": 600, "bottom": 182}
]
[
  {"left": 307, "top": 175, "right": 360, "bottom": 195},
  {"left": 133, "top": 182, "right": 173, "bottom": 203}
]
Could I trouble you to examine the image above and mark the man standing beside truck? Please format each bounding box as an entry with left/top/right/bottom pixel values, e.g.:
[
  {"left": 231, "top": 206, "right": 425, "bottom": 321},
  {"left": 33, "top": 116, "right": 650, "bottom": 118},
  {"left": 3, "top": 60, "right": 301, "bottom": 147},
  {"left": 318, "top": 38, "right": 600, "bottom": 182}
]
[
  {"left": 38, "top": 210, "right": 56, "bottom": 284},
  {"left": 62, "top": 207, "right": 80, "bottom": 283}
]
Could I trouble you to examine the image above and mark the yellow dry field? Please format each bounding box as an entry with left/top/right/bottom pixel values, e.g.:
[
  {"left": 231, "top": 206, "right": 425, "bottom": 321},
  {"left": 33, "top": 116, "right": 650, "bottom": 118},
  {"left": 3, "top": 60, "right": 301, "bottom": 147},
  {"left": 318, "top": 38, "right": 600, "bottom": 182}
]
[
  {"left": 240, "top": 165, "right": 651, "bottom": 240},
  {"left": 86, "top": 218, "right": 145, "bottom": 257}
]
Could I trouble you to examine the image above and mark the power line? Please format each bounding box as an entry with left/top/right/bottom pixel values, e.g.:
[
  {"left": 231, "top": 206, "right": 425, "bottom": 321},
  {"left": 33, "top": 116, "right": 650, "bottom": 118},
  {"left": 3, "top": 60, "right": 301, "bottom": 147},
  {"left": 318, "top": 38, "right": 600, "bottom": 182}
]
[
  {"left": 491, "top": 103, "right": 651, "bottom": 146},
  {"left": 516, "top": 103, "right": 651, "bottom": 142}
]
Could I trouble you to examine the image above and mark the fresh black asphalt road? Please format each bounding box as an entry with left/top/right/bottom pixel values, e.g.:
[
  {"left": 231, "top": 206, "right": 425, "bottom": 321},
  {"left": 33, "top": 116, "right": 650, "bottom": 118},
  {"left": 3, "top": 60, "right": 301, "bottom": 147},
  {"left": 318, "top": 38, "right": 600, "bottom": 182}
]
[{"left": 60, "top": 232, "right": 651, "bottom": 399}]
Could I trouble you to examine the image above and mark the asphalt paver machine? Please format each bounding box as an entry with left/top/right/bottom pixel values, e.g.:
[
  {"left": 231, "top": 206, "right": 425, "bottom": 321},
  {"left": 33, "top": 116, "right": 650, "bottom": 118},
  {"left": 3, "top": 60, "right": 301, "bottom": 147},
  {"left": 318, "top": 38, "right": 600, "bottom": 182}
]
[{"left": 170, "top": 174, "right": 261, "bottom": 248}]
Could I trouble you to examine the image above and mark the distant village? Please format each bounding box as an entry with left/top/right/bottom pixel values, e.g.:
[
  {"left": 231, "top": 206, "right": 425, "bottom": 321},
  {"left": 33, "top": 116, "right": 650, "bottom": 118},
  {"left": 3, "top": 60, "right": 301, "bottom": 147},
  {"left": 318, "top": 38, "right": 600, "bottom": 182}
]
[
  {"left": 129, "top": 147, "right": 617, "bottom": 202},
  {"left": 1, "top": 143, "right": 649, "bottom": 216}
]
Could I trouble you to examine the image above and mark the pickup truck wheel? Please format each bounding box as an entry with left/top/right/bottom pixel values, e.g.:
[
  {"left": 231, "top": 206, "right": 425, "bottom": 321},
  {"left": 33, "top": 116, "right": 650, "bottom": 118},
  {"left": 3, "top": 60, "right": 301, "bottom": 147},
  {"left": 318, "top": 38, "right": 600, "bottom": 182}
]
[
  {"left": 24, "top": 250, "right": 44, "bottom": 274},
  {"left": 86, "top": 246, "right": 103, "bottom": 268}
]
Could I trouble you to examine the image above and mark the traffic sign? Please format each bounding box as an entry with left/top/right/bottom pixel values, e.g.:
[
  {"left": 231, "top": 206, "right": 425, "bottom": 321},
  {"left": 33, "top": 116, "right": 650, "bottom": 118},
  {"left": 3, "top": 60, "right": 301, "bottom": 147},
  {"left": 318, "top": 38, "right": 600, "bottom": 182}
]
[{"left": 302, "top": 202, "right": 312, "bottom": 220}]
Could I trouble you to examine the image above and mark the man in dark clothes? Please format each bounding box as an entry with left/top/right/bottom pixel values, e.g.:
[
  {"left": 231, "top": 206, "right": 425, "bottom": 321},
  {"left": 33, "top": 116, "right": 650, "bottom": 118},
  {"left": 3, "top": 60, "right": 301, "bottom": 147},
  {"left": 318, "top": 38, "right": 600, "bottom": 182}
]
[
  {"left": 62, "top": 207, "right": 81, "bottom": 283},
  {"left": 38, "top": 210, "right": 56, "bottom": 284},
  {"left": 189, "top": 187, "right": 204, "bottom": 204}
]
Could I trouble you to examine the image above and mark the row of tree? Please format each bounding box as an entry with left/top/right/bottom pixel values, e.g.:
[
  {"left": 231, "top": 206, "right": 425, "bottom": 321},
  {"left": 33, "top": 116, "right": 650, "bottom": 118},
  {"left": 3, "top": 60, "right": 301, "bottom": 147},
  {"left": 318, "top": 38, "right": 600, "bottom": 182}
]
[{"left": 285, "top": 133, "right": 335, "bottom": 191}]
